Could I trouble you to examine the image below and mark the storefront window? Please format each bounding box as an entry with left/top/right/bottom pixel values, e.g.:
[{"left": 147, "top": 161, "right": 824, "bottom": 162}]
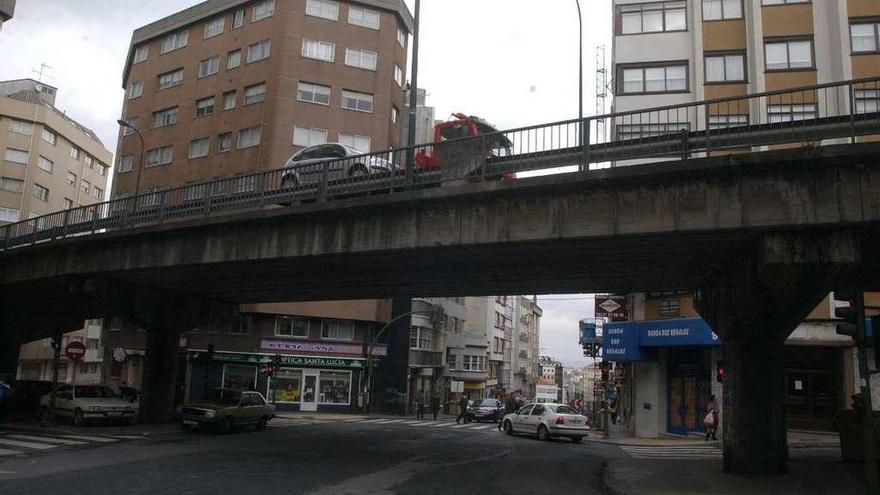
[
  {"left": 318, "top": 370, "right": 351, "bottom": 404},
  {"left": 321, "top": 320, "right": 355, "bottom": 341},
  {"left": 223, "top": 364, "right": 257, "bottom": 391},
  {"left": 272, "top": 368, "right": 303, "bottom": 403}
]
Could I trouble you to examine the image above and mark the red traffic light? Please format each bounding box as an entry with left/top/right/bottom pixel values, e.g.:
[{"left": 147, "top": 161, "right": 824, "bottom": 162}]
[
  {"left": 266, "top": 363, "right": 274, "bottom": 377},
  {"left": 716, "top": 361, "right": 724, "bottom": 383}
]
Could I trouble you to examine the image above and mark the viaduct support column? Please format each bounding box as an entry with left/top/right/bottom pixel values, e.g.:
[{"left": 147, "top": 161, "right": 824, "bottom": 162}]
[{"left": 696, "top": 233, "right": 859, "bottom": 475}]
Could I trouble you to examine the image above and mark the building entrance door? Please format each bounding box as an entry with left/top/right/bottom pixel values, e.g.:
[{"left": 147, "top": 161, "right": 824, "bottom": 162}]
[
  {"left": 301, "top": 371, "right": 318, "bottom": 412},
  {"left": 668, "top": 369, "right": 701, "bottom": 435}
]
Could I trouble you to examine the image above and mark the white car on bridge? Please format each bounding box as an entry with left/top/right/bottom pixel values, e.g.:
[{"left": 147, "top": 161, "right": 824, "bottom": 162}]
[{"left": 501, "top": 403, "right": 590, "bottom": 443}]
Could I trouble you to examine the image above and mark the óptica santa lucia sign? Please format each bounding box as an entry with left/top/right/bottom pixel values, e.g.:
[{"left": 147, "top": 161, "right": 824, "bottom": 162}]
[{"left": 602, "top": 318, "right": 721, "bottom": 362}]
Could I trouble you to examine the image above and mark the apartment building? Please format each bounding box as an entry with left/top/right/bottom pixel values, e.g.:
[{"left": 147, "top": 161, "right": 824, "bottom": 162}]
[
  {"left": 114, "top": 0, "right": 412, "bottom": 199},
  {"left": 16, "top": 320, "right": 105, "bottom": 386},
  {"left": 0, "top": 0, "right": 15, "bottom": 30},
  {"left": 1, "top": 79, "right": 111, "bottom": 225},
  {"left": 407, "top": 297, "right": 466, "bottom": 409},
  {"left": 508, "top": 296, "right": 542, "bottom": 397},
  {"left": 612, "top": 0, "right": 880, "bottom": 139}
]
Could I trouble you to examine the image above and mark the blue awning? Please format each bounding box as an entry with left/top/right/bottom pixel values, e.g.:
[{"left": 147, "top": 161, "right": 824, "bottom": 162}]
[{"left": 603, "top": 318, "right": 721, "bottom": 362}]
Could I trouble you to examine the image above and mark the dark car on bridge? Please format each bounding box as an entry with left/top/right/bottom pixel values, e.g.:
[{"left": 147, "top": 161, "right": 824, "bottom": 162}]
[{"left": 468, "top": 398, "right": 504, "bottom": 423}]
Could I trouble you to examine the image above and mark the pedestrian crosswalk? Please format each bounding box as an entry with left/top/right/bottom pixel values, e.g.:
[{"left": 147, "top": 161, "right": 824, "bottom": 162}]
[
  {"left": 620, "top": 444, "right": 722, "bottom": 460},
  {"left": 0, "top": 431, "right": 140, "bottom": 458}
]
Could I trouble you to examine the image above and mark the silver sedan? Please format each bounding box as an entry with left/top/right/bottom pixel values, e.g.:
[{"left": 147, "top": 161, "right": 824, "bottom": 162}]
[
  {"left": 280, "top": 143, "right": 395, "bottom": 186},
  {"left": 501, "top": 403, "right": 590, "bottom": 443}
]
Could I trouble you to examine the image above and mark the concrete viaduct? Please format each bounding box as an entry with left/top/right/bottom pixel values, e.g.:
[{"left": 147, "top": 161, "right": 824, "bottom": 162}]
[{"left": 3, "top": 142, "right": 880, "bottom": 476}]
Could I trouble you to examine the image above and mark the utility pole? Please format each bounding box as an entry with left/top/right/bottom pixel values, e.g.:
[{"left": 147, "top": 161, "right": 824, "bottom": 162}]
[{"left": 405, "top": 0, "right": 421, "bottom": 187}]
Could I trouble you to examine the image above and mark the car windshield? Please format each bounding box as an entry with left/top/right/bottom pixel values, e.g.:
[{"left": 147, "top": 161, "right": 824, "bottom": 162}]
[
  {"left": 206, "top": 389, "right": 241, "bottom": 405},
  {"left": 472, "top": 399, "right": 497, "bottom": 408},
  {"left": 551, "top": 405, "right": 578, "bottom": 414},
  {"left": 75, "top": 386, "right": 118, "bottom": 398}
]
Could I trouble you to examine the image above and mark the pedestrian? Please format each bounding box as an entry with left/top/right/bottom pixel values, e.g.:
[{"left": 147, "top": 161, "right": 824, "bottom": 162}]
[
  {"left": 456, "top": 394, "right": 470, "bottom": 424},
  {"left": 430, "top": 394, "right": 441, "bottom": 421},
  {"left": 416, "top": 396, "right": 425, "bottom": 419},
  {"left": 609, "top": 399, "right": 618, "bottom": 426},
  {"left": 704, "top": 394, "right": 719, "bottom": 441},
  {"left": 499, "top": 394, "right": 517, "bottom": 430}
]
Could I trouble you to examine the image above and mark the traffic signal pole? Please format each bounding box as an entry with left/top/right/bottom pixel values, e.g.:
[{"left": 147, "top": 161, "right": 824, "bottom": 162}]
[{"left": 856, "top": 292, "right": 880, "bottom": 495}]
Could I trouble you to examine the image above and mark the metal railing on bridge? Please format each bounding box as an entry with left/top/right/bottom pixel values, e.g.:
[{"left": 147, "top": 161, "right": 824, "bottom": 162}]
[{"left": 1, "top": 77, "right": 879, "bottom": 251}]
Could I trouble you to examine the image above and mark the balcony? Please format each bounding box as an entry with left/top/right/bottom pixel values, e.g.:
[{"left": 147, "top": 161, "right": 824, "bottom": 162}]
[{"left": 409, "top": 349, "right": 443, "bottom": 367}]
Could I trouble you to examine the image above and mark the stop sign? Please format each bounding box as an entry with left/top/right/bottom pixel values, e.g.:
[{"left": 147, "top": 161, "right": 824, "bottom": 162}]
[{"left": 65, "top": 341, "right": 86, "bottom": 361}]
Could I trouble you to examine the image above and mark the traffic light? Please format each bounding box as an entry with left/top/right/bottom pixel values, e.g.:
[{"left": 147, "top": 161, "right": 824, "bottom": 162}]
[
  {"left": 265, "top": 362, "right": 275, "bottom": 377},
  {"left": 716, "top": 361, "right": 724, "bottom": 383},
  {"left": 834, "top": 290, "right": 860, "bottom": 339}
]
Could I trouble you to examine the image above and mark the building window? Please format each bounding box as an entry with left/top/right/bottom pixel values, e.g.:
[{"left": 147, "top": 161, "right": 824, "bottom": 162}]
[
  {"left": 66, "top": 171, "right": 77, "bottom": 185},
  {"left": 344, "top": 48, "right": 377, "bottom": 70},
  {"left": 297, "top": 82, "right": 331, "bottom": 105},
  {"left": 160, "top": 30, "right": 188, "bottom": 54},
  {"left": 276, "top": 316, "right": 309, "bottom": 337},
  {"left": 195, "top": 96, "right": 215, "bottom": 118},
  {"left": 189, "top": 137, "right": 210, "bottom": 159},
  {"left": 349, "top": 5, "right": 380, "bottom": 30},
  {"left": 223, "top": 90, "right": 237, "bottom": 110},
  {"left": 244, "top": 83, "right": 266, "bottom": 105},
  {"left": 392, "top": 105, "right": 399, "bottom": 124},
  {"left": 462, "top": 355, "right": 486, "bottom": 372},
  {"left": 153, "top": 106, "right": 179, "bottom": 128},
  {"left": 409, "top": 326, "right": 433, "bottom": 350},
  {"left": 84, "top": 155, "right": 94, "bottom": 169},
  {"left": 302, "top": 39, "right": 335, "bottom": 62},
  {"left": 4, "top": 148, "right": 29, "bottom": 164},
  {"left": 63, "top": 198, "right": 73, "bottom": 209},
  {"left": 217, "top": 132, "right": 233, "bottom": 153},
  {"left": 397, "top": 27, "right": 406, "bottom": 48},
  {"left": 307, "top": 0, "right": 339, "bottom": 20},
  {"left": 319, "top": 371, "right": 351, "bottom": 404},
  {"left": 293, "top": 126, "right": 328, "bottom": 147},
  {"left": 128, "top": 81, "right": 144, "bottom": 99},
  {"left": 246, "top": 39, "right": 272, "bottom": 63},
  {"left": 93, "top": 187, "right": 103, "bottom": 200},
  {"left": 37, "top": 156, "right": 54, "bottom": 173},
  {"left": 70, "top": 147, "right": 81, "bottom": 160},
  {"left": 237, "top": 126, "right": 262, "bottom": 149},
  {"left": 0, "top": 207, "right": 20, "bottom": 222},
  {"left": 341, "top": 90, "right": 374, "bottom": 113},
  {"left": 0, "top": 177, "right": 23, "bottom": 193},
  {"left": 764, "top": 38, "right": 813, "bottom": 70},
  {"left": 157, "top": 68, "right": 184, "bottom": 90},
  {"left": 41, "top": 128, "right": 56, "bottom": 145},
  {"left": 762, "top": 0, "right": 810, "bottom": 4},
  {"left": 133, "top": 45, "right": 149, "bottom": 64},
  {"left": 204, "top": 16, "right": 225, "bottom": 39},
  {"left": 228, "top": 315, "right": 253, "bottom": 334},
  {"left": 619, "top": 62, "right": 688, "bottom": 94},
  {"left": 233, "top": 9, "right": 245, "bottom": 28},
  {"left": 145, "top": 145, "right": 174, "bottom": 167},
  {"left": 339, "top": 133, "right": 371, "bottom": 152},
  {"left": 705, "top": 52, "right": 745, "bottom": 82},
  {"left": 118, "top": 155, "right": 133, "bottom": 173},
  {"left": 855, "top": 89, "right": 880, "bottom": 114},
  {"left": 321, "top": 320, "right": 355, "bottom": 341},
  {"left": 617, "top": 123, "right": 690, "bottom": 140},
  {"left": 702, "top": 0, "right": 742, "bottom": 21},
  {"left": 394, "top": 65, "right": 404, "bottom": 87},
  {"left": 199, "top": 56, "right": 220, "bottom": 78},
  {"left": 9, "top": 119, "right": 33, "bottom": 135},
  {"left": 447, "top": 352, "right": 457, "bottom": 370},
  {"left": 621, "top": 1, "right": 687, "bottom": 34},
  {"left": 227, "top": 49, "right": 242, "bottom": 69},
  {"left": 768, "top": 104, "right": 817, "bottom": 123},
  {"left": 708, "top": 114, "right": 748, "bottom": 129},
  {"left": 252, "top": 0, "right": 275, "bottom": 22},
  {"left": 33, "top": 184, "right": 49, "bottom": 201},
  {"left": 222, "top": 364, "right": 257, "bottom": 391},
  {"left": 851, "top": 21, "right": 880, "bottom": 54}
]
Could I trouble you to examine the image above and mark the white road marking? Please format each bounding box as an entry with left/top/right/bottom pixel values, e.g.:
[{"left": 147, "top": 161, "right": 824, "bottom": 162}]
[
  {"left": 360, "top": 419, "right": 390, "bottom": 424},
  {"left": 343, "top": 418, "right": 368, "bottom": 422},
  {"left": 466, "top": 425, "right": 494, "bottom": 430},
  {"left": 0, "top": 438, "right": 57, "bottom": 450},
  {"left": 431, "top": 422, "right": 456, "bottom": 428},
  {"left": 0, "top": 448, "right": 24, "bottom": 457},
  {"left": 108, "top": 435, "right": 144, "bottom": 440},
  {"left": 56, "top": 435, "right": 117, "bottom": 443},
  {"left": 7, "top": 435, "right": 86, "bottom": 445},
  {"left": 621, "top": 445, "right": 721, "bottom": 460},
  {"left": 450, "top": 423, "right": 477, "bottom": 429},
  {"left": 407, "top": 421, "right": 437, "bottom": 427},
  {"left": 371, "top": 419, "right": 401, "bottom": 424}
]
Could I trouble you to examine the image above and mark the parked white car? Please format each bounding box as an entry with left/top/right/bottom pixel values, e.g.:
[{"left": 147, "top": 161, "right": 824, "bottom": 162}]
[
  {"left": 39, "top": 385, "right": 137, "bottom": 426},
  {"left": 501, "top": 403, "right": 590, "bottom": 443}
]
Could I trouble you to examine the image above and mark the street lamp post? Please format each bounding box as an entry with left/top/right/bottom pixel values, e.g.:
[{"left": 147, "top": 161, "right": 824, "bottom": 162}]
[
  {"left": 116, "top": 119, "right": 146, "bottom": 198},
  {"left": 575, "top": 0, "right": 585, "bottom": 172},
  {"left": 405, "top": 0, "right": 421, "bottom": 187}
]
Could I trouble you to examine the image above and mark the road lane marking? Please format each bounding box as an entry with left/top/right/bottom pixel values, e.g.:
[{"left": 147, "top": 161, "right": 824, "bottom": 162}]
[
  {"left": 450, "top": 423, "right": 477, "bottom": 428},
  {"left": 0, "top": 438, "right": 57, "bottom": 450},
  {"left": 431, "top": 423, "right": 456, "bottom": 428},
  {"left": 0, "top": 449, "right": 23, "bottom": 457},
  {"left": 57, "top": 435, "right": 117, "bottom": 443},
  {"left": 466, "top": 425, "right": 494, "bottom": 430},
  {"left": 344, "top": 418, "right": 368, "bottom": 422},
  {"left": 360, "top": 419, "right": 389, "bottom": 424},
  {"left": 7, "top": 435, "right": 86, "bottom": 445},
  {"left": 108, "top": 435, "right": 144, "bottom": 440}
]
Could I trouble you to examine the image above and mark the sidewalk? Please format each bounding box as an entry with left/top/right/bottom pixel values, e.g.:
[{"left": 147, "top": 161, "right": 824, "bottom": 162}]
[{"left": 275, "top": 411, "right": 460, "bottom": 422}]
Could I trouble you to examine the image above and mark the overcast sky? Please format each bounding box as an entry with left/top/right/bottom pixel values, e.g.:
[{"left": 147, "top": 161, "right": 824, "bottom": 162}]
[{"left": 0, "top": 0, "right": 612, "bottom": 367}]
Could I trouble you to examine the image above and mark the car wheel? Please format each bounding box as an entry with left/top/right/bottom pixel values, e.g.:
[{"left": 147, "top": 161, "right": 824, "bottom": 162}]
[
  {"left": 73, "top": 408, "right": 85, "bottom": 427},
  {"left": 503, "top": 421, "right": 514, "bottom": 436},
  {"left": 256, "top": 416, "right": 268, "bottom": 431},
  {"left": 571, "top": 436, "right": 583, "bottom": 444},
  {"left": 537, "top": 424, "right": 550, "bottom": 442},
  {"left": 218, "top": 417, "right": 234, "bottom": 435}
]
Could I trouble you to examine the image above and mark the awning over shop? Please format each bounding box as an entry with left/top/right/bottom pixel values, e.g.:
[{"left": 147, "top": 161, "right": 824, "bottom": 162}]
[
  {"left": 603, "top": 318, "right": 721, "bottom": 362},
  {"left": 463, "top": 381, "right": 486, "bottom": 391}
]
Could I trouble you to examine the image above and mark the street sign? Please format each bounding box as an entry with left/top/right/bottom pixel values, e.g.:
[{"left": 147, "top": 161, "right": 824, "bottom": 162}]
[
  {"left": 65, "top": 341, "right": 86, "bottom": 361},
  {"left": 596, "top": 296, "right": 627, "bottom": 319}
]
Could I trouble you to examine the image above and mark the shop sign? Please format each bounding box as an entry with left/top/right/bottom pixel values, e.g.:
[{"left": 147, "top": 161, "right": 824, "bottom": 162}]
[
  {"left": 278, "top": 355, "right": 366, "bottom": 369},
  {"left": 596, "top": 296, "right": 628, "bottom": 319},
  {"left": 638, "top": 318, "right": 720, "bottom": 347},
  {"left": 261, "top": 339, "right": 388, "bottom": 357},
  {"left": 210, "top": 352, "right": 270, "bottom": 364},
  {"left": 602, "top": 322, "right": 642, "bottom": 362}
]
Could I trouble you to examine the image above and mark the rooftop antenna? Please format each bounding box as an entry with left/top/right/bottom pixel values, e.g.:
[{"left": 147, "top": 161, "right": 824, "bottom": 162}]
[
  {"left": 595, "top": 45, "right": 608, "bottom": 144},
  {"left": 32, "top": 63, "right": 54, "bottom": 83}
]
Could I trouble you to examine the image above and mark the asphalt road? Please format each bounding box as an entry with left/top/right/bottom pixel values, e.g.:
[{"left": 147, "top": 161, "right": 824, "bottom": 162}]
[{"left": 0, "top": 417, "right": 613, "bottom": 495}]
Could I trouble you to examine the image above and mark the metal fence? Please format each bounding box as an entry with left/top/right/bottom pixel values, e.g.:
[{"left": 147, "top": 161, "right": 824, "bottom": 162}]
[{"left": 2, "top": 77, "right": 879, "bottom": 251}]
